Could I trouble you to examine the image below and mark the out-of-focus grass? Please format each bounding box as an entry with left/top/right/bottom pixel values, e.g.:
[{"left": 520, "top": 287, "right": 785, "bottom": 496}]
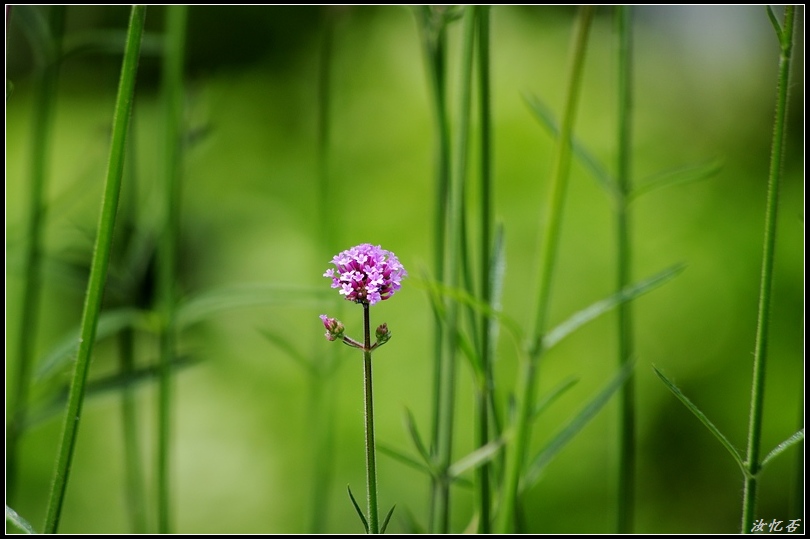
[{"left": 5, "top": 6, "right": 803, "bottom": 533}]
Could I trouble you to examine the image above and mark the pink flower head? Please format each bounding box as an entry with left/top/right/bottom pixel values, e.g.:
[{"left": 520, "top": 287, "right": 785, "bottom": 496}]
[{"left": 323, "top": 243, "right": 407, "bottom": 305}]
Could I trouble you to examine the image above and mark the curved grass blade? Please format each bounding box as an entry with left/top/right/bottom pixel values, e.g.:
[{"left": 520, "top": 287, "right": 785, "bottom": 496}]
[
  {"left": 543, "top": 264, "right": 685, "bottom": 351},
  {"left": 380, "top": 505, "right": 397, "bottom": 534},
  {"left": 653, "top": 366, "right": 745, "bottom": 474},
  {"left": 448, "top": 439, "right": 503, "bottom": 478},
  {"left": 524, "top": 92, "right": 617, "bottom": 198},
  {"left": 258, "top": 328, "right": 316, "bottom": 376},
  {"left": 630, "top": 159, "right": 722, "bottom": 202},
  {"left": 378, "top": 444, "right": 433, "bottom": 477},
  {"left": 347, "top": 485, "right": 370, "bottom": 534},
  {"left": 532, "top": 376, "right": 579, "bottom": 419},
  {"left": 766, "top": 5, "right": 783, "bottom": 40},
  {"left": 404, "top": 408, "right": 432, "bottom": 467},
  {"left": 761, "top": 429, "right": 804, "bottom": 470},
  {"left": 177, "top": 283, "right": 329, "bottom": 328},
  {"left": 522, "top": 361, "right": 634, "bottom": 491},
  {"left": 35, "top": 308, "right": 147, "bottom": 380},
  {"left": 6, "top": 505, "right": 37, "bottom": 534}
]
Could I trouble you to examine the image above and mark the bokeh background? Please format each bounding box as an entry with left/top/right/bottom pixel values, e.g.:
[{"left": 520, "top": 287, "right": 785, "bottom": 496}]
[{"left": 6, "top": 5, "right": 804, "bottom": 534}]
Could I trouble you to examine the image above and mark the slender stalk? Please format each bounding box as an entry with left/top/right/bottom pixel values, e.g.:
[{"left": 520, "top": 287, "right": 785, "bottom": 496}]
[
  {"left": 7, "top": 5, "right": 65, "bottom": 501},
  {"left": 43, "top": 6, "right": 147, "bottom": 533},
  {"left": 615, "top": 6, "right": 635, "bottom": 534},
  {"left": 414, "top": 10, "right": 451, "bottom": 529},
  {"left": 362, "top": 304, "right": 380, "bottom": 534},
  {"left": 742, "top": 5, "right": 795, "bottom": 533},
  {"left": 118, "top": 327, "right": 147, "bottom": 533},
  {"left": 474, "top": 5, "right": 493, "bottom": 534},
  {"left": 496, "top": 7, "right": 594, "bottom": 533},
  {"left": 156, "top": 6, "right": 187, "bottom": 533}
]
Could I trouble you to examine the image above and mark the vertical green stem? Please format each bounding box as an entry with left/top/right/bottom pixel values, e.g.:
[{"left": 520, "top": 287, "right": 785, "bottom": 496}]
[
  {"left": 157, "top": 5, "right": 187, "bottom": 533},
  {"left": 496, "top": 7, "right": 594, "bottom": 533},
  {"left": 414, "top": 10, "right": 451, "bottom": 529},
  {"left": 362, "top": 304, "right": 380, "bottom": 534},
  {"left": 475, "top": 5, "right": 493, "bottom": 534},
  {"left": 742, "top": 5, "right": 794, "bottom": 533},
  {"left": 7, "top": 5, "right": 65, "bottom": 502},
  {"left": 119, "top": 327, "right": 147, "bottom": 533},
  {"left": 43, "top": 6, "right": 146, "bottom": 533},
  {"left": 615, "top": 5, "right": 635, "bottom": 534}
]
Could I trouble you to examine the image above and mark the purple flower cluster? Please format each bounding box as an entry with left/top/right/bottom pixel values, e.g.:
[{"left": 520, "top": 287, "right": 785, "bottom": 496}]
[{"left": 323, "top": 243, "right": 407, "bottom": 305}]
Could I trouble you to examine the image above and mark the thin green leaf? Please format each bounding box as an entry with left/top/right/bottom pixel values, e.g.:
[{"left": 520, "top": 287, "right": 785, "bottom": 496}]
[
  {"left": 766, "top": 5, "right": 783, "bottom": 41},
  {"left": 347, "top": 485, "right": 369, "bottom": 534},
  {"left": 378, "top": 444, "right": 433, "bottom": 477},
  {"left": 532, "top": 376, "right": 579, "bottom": 419},
  {"left": 27, "top": 355, "right": 199, "bottom": 429},
  {"left": 380, "top": 505, "right": 397, "bottom": 534},
  {"left": 36, "top": 308, "right": 147, "bottom": 380},
  {"left": 404, "top": 409, "right": 432, "bottom": 467},
  {"left": 524, "top": 93, "right": 618, "bottom": 197},
  {"left": 6, "top": 505, "right": 37, "bottom": 534},
  {"left": 177, "top": 283, "right": 329, "bottom": 328},
  {"left": 761, "top": 429, "right": 804, "bottom": 469},
  {"left": 258, "top": 328, "right": 315, "bottom": 376},
  {"left": 543, "top": 264, "right": 685, "bottom": 351},
  {"left": 653, "top": 366, "right": 745, "bottom": 473},
  {"left": 630, "top": 159, "right": 722, "bottom": 201},
  {"left": 448, "top": 439, "right": 504, "bottom": 478},
  {"left": 413, "top": 275, "right": 524, "bottom": 342},
  {"left": 523, "top": 362, "right": 634, "bottom": 490}
]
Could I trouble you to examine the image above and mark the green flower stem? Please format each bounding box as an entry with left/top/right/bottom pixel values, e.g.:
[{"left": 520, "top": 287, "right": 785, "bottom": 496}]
[
  {"left": 156, "top": 6, "right": 187, "bottom": 533},
  {"left": 496, "top": 7, "right": 594, "bottom": 533},
  {"left": 7, "top": 5, "right": 65, "bottom": 502},
  {"left": 362, "top": 303, "right": 380, "bottom": 534},
  {"left": 474, "top": 5, "right": 493, "bottom": 534},
  {"left": 615, "top": 6, "right": 635, "bottom": 534},
  {"left": 742, "top": 5, "right": 795, "bottom": 533},
  {"left": 42, "top": 6, "right": 146, "bottom": 533}
]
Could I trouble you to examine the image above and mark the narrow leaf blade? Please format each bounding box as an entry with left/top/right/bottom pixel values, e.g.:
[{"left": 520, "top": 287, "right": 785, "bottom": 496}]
[
  {"left": 378, "top": 444, "right": 433, "bottom": 477},
  {"left": 761, "top": 428, "right": 804, "bottom": 469},
  {"left": 380, "top": 505, "right": 397, "bottom": 534},
  {"left": 544, "top": 264, "right": 685, "bottom": 350},
  {"left": 6, "top": 505, "right": 37, "bottom": 534},
  {"left": 631, "top": 159, "right": 722, "bottom": 201},
  {"left": 448, "top": 439, "right": 503, "bottom": 478},
  {"left": 653, "top": 366, "right": 745, "bottom": 472},
  {"left": 346, "top": 485, "right": 369, "bottom": 534}
]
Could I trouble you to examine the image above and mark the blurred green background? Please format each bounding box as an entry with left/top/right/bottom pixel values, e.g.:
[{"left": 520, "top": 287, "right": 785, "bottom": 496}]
[{"left": 5, "top": 5, "right": 804, "bottom": 534}]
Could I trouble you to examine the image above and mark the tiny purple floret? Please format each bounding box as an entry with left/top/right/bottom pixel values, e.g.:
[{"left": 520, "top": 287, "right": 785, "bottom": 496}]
[{"left": 323, "top": 243, "right": 407, "bottom": 305}]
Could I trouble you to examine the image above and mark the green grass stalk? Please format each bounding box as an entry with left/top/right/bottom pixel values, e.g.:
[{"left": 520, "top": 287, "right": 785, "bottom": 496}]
[
  {"left": 156, "top": 5, "right": 188, "bottom": 533},
  {"left": 741, "top": 5, "right": 795, "bottom": 533},
  {"left": 414, "top": 12, "right": 451, "bottom": 526},
  {"left": 495, "top": 7, "right": 594, "bottom": 533},
  {"left": 474, "top": 5, "right": 493, "bottom": 534},
  {"left": 42, "top": 6, "right": 147, "bottom": 533},
  {"left": 6, "top": 5, "right": 65, "bottom": 501},
  {"left": 615, "top": 6, "right": 635, "bottom": 534},
  {"left": 431, "top": 6, "right": 477, "bottom": 533}
]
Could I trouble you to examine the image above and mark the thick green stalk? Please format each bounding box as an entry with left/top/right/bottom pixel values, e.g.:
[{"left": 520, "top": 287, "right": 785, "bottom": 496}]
[
  {"left": 474, "top": 5, "right": 493, "bottom": 534},
  {"left": 43, "top": 6, "right": 147, "bottom": 533},
  {"left": 157, "top": 5, "right": 187, "bottom": 533},
  {"left": 362, "top": 304, "right": 380, "bottom": 534},
  {"left": 496, "top": 7, "right": 594, "bottom": 533},
  {"left": 742, "top": 5, "right": 795, "bottom": 533},
  {"left": 7, "top": 5, "right": 65, "bottom": 501},
  {"left": 615, "top": 6, "right": 635, "bottom": 534}
]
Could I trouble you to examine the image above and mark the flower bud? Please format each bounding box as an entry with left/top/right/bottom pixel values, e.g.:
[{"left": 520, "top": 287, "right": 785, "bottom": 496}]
[{"left": 320, "top": 314, "right": 345, "bottom": 342}]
